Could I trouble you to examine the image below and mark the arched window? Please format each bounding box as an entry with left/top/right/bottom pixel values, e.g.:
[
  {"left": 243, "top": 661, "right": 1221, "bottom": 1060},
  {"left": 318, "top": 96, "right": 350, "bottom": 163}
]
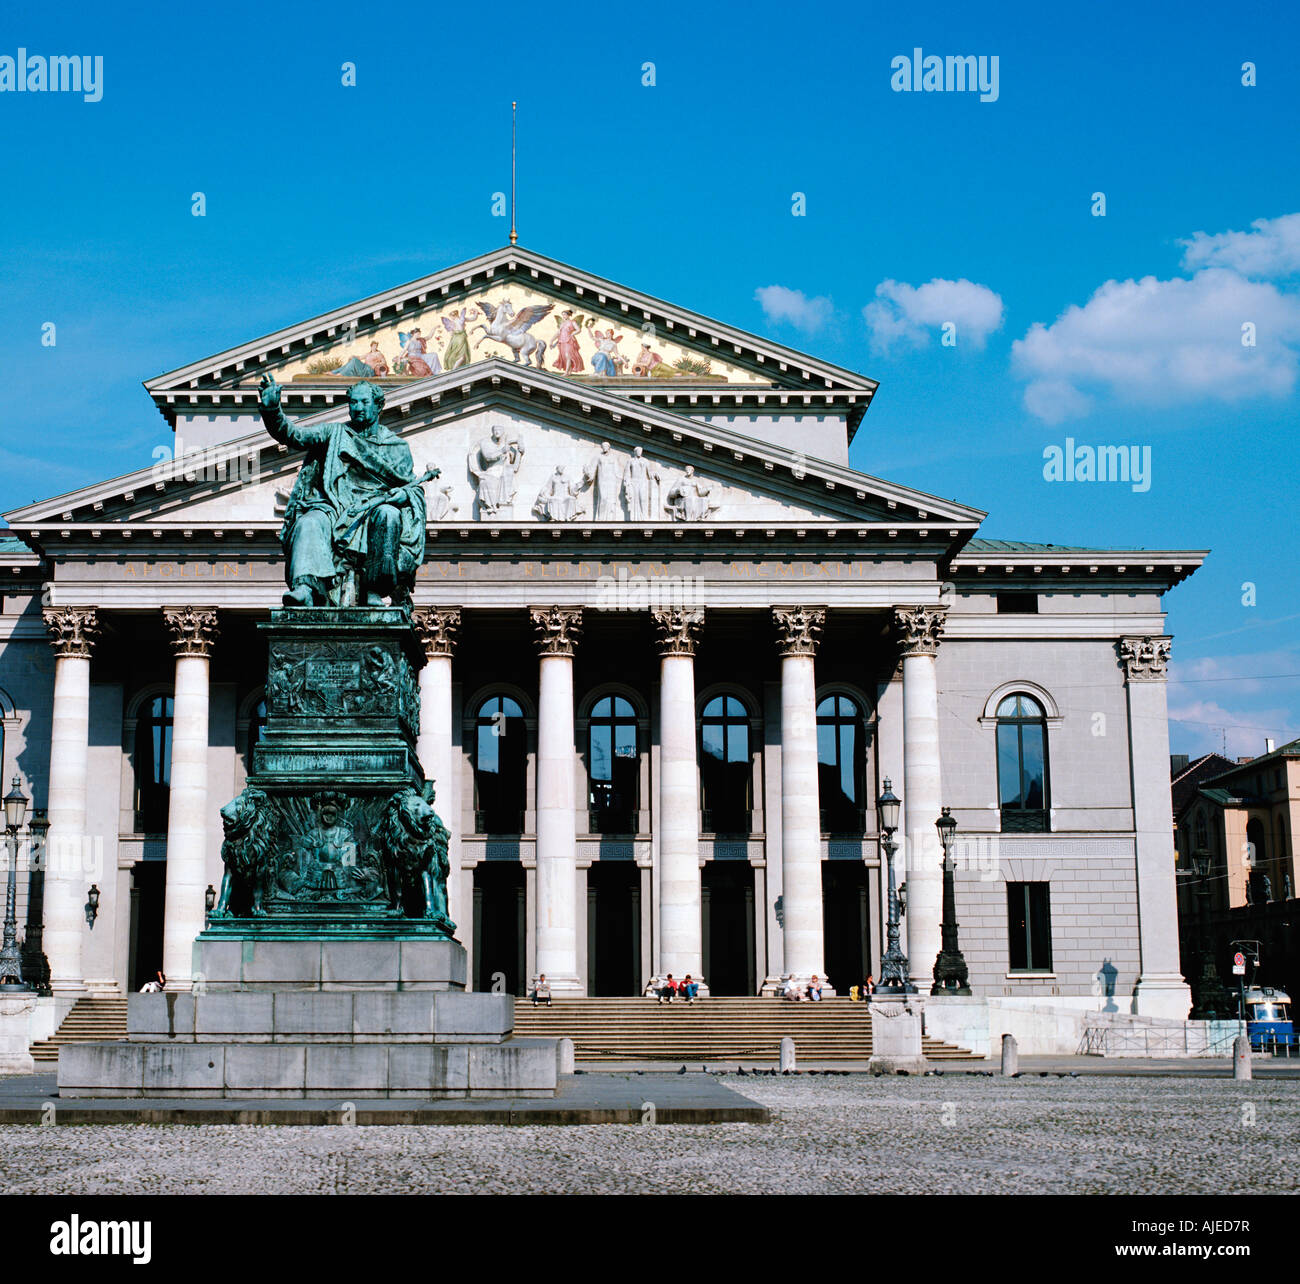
[
  {"left": 996, "top": 694, "right": 1049, "bottom": 833},
  {"left": 247, "top": 698, "right": 267, "bottom": 765},
  {"left": 474, "top": 695, "right": 527, "bottom": 834},
  {"left": 701, "top": 695, "right": 751, "bottom": 835},
  {"left": 134, "top": 695, "right": 173, "bottom": 834},
  {"left": 588, "top": 695, "right": 638, "bottom": 834},
  {"left": 817, "top": 694, "right": 866, "bottom": 834}
]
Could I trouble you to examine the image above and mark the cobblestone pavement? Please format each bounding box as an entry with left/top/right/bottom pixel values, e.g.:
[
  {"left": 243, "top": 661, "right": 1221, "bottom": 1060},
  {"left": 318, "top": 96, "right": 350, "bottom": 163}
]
[{"left": 0, "top": 1075, "right": 1295, "bottom": 1195}]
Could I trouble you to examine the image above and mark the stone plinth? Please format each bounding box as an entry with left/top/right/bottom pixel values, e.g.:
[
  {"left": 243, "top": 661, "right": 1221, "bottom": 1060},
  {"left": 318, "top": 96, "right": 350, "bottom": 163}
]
[
  {"left": 867, "top": 997, "right": 926, "bottom": 1073},
  {"left": 59, "top": 939, "right": 558, "bottom": 1099},
  {"left": 192, "top": 936, "right": 466, "bottom": 991}
]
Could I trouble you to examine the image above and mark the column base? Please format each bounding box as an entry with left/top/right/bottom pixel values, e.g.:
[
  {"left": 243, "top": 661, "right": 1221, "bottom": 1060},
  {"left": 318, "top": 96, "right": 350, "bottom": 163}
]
[
  {"left": 530, "top": 973, "right": 583, "bottom": 997},
  {"left": 761, "top": 973, "right": 836, "bottom": 999},
  {"left": 1132, "top": 974, "right": 1193, "bottom": 1021},
  {"left": 83, "top": 977, "right": 121, "bottom": 997}
]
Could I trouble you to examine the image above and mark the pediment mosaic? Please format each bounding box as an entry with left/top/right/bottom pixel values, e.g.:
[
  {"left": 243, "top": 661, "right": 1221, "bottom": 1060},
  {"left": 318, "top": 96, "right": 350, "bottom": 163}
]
[{"left": 270, "top": 283, "right": 766, "bottom": 388}]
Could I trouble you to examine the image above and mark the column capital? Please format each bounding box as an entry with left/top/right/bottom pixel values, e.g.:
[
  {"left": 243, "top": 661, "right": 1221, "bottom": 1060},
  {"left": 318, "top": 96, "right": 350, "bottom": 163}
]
[
  {"left": 163, "top": 606, "right": 220, "bottom": 658},
  {"left": 530, "top": 606, "right": 583, "bottom": 656},
  {"left": 1117, "top": 635, "right": 1172, "bottom": 682},
  {"left": 43, "top": 606, "right": 100, "bottom": 659},
  {"left": 412, "top": 606, "right": 462, "bottom": 658},
  {"left": 893, "top": 604, "right": 947, "bottom": 657},
  {"left": 773, "top": 606, "right": 825, "bottom": 657},
  {"left": 652, "top": 607, "right": 704, "bottom": 657}
]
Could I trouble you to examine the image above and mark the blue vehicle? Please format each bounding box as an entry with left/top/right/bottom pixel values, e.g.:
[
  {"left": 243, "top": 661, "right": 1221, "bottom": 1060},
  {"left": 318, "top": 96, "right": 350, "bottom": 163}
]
[{"left": 1244, "top": 986, "right": 1295, "bottom": 1053}]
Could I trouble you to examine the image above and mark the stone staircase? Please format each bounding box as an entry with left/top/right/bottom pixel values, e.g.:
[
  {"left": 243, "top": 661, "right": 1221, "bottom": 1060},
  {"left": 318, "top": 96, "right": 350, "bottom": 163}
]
[
  {"left": 30, "top": 997, "right": 128, "bottom": 1066},
  {"left": 513, "top": 996, "right": 980, "bottom": 1063}
]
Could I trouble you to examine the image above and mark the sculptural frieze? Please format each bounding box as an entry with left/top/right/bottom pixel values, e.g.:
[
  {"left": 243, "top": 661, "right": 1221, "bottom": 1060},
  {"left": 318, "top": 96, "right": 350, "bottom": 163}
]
[
  {"left": 665, "top": 465, "right": 721, "bottom": 521},
  {"left": 584, "top": 441, "right": 624, "bottom": 520},
  {"left": 265, "top": 639, "right": 419, "bottom": 731},
  {"left": 533, "top": 466, "right": 584, "bottom": 522},
  {"left": 623, "top": 446, "right": 663, "bottom": 521},
  {"left": 468, "top": 426, "right": 525, "bottom": 518}
]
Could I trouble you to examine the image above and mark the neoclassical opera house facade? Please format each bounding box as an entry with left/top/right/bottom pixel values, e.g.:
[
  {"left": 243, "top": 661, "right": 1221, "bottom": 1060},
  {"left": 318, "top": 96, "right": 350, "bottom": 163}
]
[{"left": 0, "top": 247, "right": 1200, "bottom": 1023}]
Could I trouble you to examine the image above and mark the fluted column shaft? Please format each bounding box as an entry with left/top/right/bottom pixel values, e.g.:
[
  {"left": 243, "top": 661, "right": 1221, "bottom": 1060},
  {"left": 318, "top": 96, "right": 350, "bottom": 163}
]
[
  {"left": 775, "top": 607, "right": 827, "bottom": 990},
  {"left": 161, "top": 607, "right": 218, "bottom": 990},
  {"left": 531, "top": 607, "right": 583, "bottom": 994},
  {"left": 894, "top": 606, "right": 946, "bottom": 990},
  {"left": 42, "top": 607, "right": 100, "bottom": 995},
  {"left": 413, "top": 608, "right": 461, "bottom": 940}
]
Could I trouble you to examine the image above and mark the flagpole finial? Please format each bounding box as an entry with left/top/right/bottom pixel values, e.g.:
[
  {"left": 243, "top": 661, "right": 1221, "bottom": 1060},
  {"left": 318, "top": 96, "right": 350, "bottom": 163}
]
[{"left": 509, "top": 101, "right": 518, "bottom": 246}]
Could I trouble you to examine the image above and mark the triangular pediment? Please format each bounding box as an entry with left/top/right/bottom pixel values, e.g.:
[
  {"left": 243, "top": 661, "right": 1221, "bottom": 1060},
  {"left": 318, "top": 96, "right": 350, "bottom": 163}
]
[
  {"left": 142, "top": 246, "right": 878, "bottom": 437},
  {"left": 9, "top": 362, "right": 981, "bottom": 541}
]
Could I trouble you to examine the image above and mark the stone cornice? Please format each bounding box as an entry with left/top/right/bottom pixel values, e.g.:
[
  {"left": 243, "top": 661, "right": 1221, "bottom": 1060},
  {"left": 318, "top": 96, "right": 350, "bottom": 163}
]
[
  {"left": 530, "top": 605, "right": 583, "bottom": 656},
  {"left": 1117, "top": 635, "right": 1172, "bottom": 682},
  {"left": 652, "top": 607, "right": 705, "bottom": 657},
  {"left": 893, "top": 604, "right": 947, "bottom": 657},
  {"left": 773, "top": 606, "right": 825, "bottom": 656},
  {"left": 412, "top": 607, "right": 461, "bottom": 658},
  {"left": 162, "top": 606, "right": 219, "bottom": 657},
  {"left": 43, "top": 606, "right": 100, "bottom": 658}
]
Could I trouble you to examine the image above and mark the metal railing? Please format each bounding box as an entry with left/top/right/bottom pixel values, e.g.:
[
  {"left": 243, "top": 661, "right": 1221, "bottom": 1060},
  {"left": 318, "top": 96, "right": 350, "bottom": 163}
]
[{"left": 1079, "top": 1025, "right": 1240, "bottom": 1056}]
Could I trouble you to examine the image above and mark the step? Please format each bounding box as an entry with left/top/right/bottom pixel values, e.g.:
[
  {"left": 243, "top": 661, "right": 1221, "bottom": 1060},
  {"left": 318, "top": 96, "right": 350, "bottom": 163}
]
[{"left": 30, "top": 997, "right": 129, "bottom": 1063}]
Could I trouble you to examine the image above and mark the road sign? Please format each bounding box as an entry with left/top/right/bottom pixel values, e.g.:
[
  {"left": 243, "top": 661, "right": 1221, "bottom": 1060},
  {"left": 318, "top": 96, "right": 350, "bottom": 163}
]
[
  {"left": 1233, "top": 964, "right": 1246, "bottom": 976},
  {"left": 1234, "top": 952, "right": 1245, "bottom": 967}
]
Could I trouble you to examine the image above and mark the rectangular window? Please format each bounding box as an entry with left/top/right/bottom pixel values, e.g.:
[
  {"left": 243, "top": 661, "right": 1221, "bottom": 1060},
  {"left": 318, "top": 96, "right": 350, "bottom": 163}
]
[
  {"left": 996, "top": 591, "right": 1038, "bottom": 614},
  {"left": 1007, "top": 881, "right": 1052, "bottom": 971}
]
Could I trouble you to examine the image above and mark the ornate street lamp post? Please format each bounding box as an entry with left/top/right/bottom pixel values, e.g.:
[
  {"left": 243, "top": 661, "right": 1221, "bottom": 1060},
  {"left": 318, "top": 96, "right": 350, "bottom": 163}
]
[
  {"left": 876, "top": 779, "right": 914, "bottom": 994},
  {"left": 931, "top": 806, "right": 971, "bottom": 995},
  {"left": 0, "top": 776, "right": 31, "bottom": 990},
  {"left": 20, "top": 808, "right": 50, "bottom": 994},
  {"left": 1188, "top": 847, "right": 1233, "bottom": 1020}
]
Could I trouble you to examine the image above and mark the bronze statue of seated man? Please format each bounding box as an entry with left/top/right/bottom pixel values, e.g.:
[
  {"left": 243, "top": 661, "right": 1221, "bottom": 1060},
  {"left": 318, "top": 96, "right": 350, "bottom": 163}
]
[{"left": 258, "top": 374, "right": 435, "bottom": 607}]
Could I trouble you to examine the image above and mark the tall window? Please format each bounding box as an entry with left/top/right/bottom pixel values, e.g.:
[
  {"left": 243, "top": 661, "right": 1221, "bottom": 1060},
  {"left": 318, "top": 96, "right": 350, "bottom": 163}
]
[
  {"left": 996, "top": 694, "right": 1049, "bottom": 833},
  {"left": 134, "top": 695, "right": 173, "bottom": 833},
  {"left": 588, "top": 695, "right": 638, "bottom": 834},
  {"left": 474, "top": 695, "right": 527, "bottom": 834},
  {"left": 817, "top": 694, "right": 866, "bottom": 834},
  {"left": 701, "top": 695, "right": 751, "bottom": 835},
  {"left": 1007, "top": 881, "right": 1053, "bottom": 971}
]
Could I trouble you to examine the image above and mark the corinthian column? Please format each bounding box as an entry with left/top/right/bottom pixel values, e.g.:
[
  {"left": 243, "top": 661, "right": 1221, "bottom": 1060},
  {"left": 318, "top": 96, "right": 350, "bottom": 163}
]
[
  {"left": 652, "top": 607, "right": 705, "bottom": 987},
  {"left": 161, "top": 607, "right": 218, "bottom": 990},
  {"left": 530, "top": 606, "right": 583, "bottom": 994},
  {"left": 1120, "top": 636, "right": 1193, "bottom": 1019},
  {"left": 893, "top": 604, "right": 946, "bottom": 990},
  {"left": 42, "top": 607, "right": 100, "bottom": 996},
  {"left": 413, "top": 607, "right": 461, "bottom": 938},
  {"left": 773, "top": 606, "right": 827, "bottom": 993}
]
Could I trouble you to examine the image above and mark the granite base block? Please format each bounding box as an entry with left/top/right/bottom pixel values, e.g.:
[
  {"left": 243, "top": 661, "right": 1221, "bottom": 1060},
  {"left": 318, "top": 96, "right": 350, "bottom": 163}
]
[
  {"left": 192, "top": 937, "right": 467, "bottom": 992},
  {"left": 58, "top": 1037, "right": 558, "bottom": 1099}
]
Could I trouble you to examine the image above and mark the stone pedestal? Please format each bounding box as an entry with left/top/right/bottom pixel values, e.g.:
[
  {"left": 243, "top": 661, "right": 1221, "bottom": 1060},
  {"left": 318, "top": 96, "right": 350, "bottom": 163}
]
[
  {"left": 0, "top": 994, "right": 41, "bottom": 1074},
  {"left": 58, "top": 939, "right": 557, "bottom": 1098},
  {"left": 867, "top": 997, "right": 926, "bottom": 1073}
]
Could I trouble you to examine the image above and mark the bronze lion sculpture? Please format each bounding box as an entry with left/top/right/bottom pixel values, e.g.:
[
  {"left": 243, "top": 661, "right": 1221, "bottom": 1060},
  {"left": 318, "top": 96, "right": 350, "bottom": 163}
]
[
  {"left": 213, "top": 784, "right": 276, "bottom": 917},
  {"left": 375, "top": 784, "right": 455, "bottom": 934}
]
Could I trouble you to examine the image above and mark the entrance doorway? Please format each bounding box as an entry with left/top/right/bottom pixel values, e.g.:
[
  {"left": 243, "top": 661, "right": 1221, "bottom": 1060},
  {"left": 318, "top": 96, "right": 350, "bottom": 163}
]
[
  {"left": 128, "top": 861, "right": 166, "bottom": 991},
  {"left": 473, "top": 862, "right": 525, "bottom": 995},
  {"left": 587, "top": 862, "right": 641, "bottom": 995},
  {"left": 702, "top": 861, "right": 755, "bottom": 995},
  {"left": 822, "top": 862, "right": 871, "bottom": 994}
]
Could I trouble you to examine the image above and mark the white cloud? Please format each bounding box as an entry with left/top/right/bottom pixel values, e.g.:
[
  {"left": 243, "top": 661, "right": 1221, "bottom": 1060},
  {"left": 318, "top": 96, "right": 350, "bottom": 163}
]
[
  {"left": 754, "top": 285, "right": 834, "bottom": 334},
  {"left": 1013, "top": 267, "right": 1300, "bottom": 422},
  {"left": 1179, "top": 212, "right": 1300, "bottom": 279},
  {"left": 1167, "top": 647, "right": 1300, "bottom": 759},
  {"left": 863, "top": 278, "right": 1004, "bottom": 352}
]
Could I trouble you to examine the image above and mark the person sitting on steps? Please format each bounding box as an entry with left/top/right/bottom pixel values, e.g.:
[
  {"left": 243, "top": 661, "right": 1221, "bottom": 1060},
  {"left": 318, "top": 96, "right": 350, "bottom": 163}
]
[
  {"left": 531, "top": 974, "right": 551, "bottom": 1007},
  {"left": 657, "top": 974, "right": 679, "bottom": 1004},
  {"left": 679, "top": 974, "right": 699, "bottom": 1003}
]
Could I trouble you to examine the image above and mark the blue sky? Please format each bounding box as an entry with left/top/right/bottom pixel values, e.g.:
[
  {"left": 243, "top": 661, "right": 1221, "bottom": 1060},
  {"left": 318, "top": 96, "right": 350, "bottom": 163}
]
[{"left": 2, "top": 0, "right": 1297, "bottom": 757}]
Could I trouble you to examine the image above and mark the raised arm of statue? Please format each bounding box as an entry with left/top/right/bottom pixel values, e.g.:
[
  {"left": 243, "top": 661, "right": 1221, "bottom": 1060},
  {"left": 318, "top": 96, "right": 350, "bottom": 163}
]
[{"left": 259, "top": 374, "right": 330, "bottom": 449}]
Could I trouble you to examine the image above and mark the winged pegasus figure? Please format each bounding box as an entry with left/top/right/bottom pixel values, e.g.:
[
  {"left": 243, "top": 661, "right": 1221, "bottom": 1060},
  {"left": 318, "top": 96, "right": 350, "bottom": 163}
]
[{"left": 472, "top": 298, "right": 554, "bottom": 367}]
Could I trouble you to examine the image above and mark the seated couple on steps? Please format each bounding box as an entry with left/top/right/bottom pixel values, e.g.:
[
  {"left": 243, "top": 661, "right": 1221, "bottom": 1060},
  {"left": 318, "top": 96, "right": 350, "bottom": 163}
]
[{"left": 656, "top": 974, "right": 699, "bottom": 1004}]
